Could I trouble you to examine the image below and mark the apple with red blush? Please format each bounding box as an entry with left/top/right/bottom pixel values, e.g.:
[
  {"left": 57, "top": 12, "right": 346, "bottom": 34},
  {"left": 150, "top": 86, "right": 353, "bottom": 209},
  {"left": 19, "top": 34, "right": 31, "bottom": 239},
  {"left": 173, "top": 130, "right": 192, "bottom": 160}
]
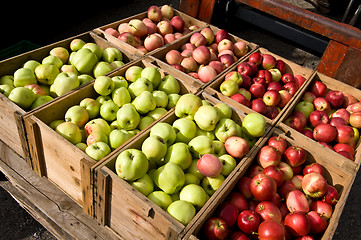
[
  {"left": 251, "top": 98, "right": 267, "bottom": 114},
  {"left": 310, "top": 80, "right": 327, "bottom": 97},
  {"left": 302, "top": 172, "right": 328, "bottom": 198},
  {"left": 325, "top": 90, "right": 344, "bottom": 108},
  {"left": 268, "top": 136, "right": 288, "bottom": 154},
  {"left": 278, "top": 90, "right": 293, "bottom": 108},
  {"left": 231, "top": 93, "right": 251, "bottom": 108},
  {"left": 313, "top": 97, "right": 331, "bottom": 113},
  {"left": 281, "top": 73, "right": 294, "bottom": 84},
  {"left": 203, "top": 217, "right": 229, "bottom": 240},
  {"left": 261, "top": 54, "right": 277, "bottom": 70},
  {"left": 262, "top": 165, "right": 285, "bottom": 186},
  {"left": 309, "top": 110, "right": 329, "bottom": 127},
  {"left": 313, "top": 123, "right": 337, "bottom": 143},
  {"left": 215, "top": 29, "right": 230, "bottom": 44},
  {"left": 248, "top": 52, "right": 263, "bottom": 66},
  {"left": 284, "top": 146, "right": 307, "bottom": 167},
  {"left": 257, "top": 145, "right": 282, "bottom": 168}
]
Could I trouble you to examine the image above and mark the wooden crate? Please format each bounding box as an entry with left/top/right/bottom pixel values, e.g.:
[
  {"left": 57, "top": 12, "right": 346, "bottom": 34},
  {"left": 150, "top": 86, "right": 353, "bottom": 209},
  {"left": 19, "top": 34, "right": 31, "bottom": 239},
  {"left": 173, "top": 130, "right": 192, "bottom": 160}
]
[
  {"left": 93, "top": 9, "right": 208, "bottom": 57},
  {"left": 92, "top": 91, "right": 271, "bottom": 240},
  {"left": 204, "top": 47, "right": 314, "bottom": 126},
  {"left": 151, "top": 25, "right": 259, "bottom": 89},
  {"left": 22, "top": 56, "right": 201, "bottom": 216},
  {"left": 278, "top": 71, "right": 361, "bottom": 168},
  {"left": 185, "top": 127, "right": 357, "bottom": 240},
  {"left": 0, "top": 31, "right": 136, "bottom": 161}
]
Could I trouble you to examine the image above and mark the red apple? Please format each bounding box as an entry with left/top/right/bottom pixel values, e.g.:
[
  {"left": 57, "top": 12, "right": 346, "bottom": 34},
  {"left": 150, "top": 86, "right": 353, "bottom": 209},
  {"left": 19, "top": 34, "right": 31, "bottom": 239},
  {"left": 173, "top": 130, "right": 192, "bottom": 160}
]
[
  {"left": 313, "top": 123, "right": 337, "bottom": 143},
  {"left": 294, "top": 75, "right": 307, "bottom": 88},
  {"left": 257, "top": 70, "right": 273, "bottom": 83},
  {"left": 346, "top": 102, "right": 361, "bottom": 114},
  {"left": 104, "top": 28, "right": 120, "bottom": 38},
  {"left": 252, "top": 76, "right": 267, "bottom": 87},
  {"left": 263, "top": 90, "right": 281, "bottom": 107},
  {"left": 310, "top": 80, "right": 327, "bottom": 97},
  {"left": 237, "top": 177, "right": 252, "bottom": 199},
  {"left": 331, "top": 108, "right": 350, "bottom": 124},
  {"left": 198, "top": 65, "right": 218, "bottom": 83},
  {"left": 209, "top": 61, "right": 225, "bottom": 74},
  {"left": 343, "top": 93, "right": 358, "bottom": 108},
  {"left": 171, "top": 64, "right": 185, "bottom": 72},
  {"left": 302, "top": 91, "right": 317, "bottom": 102},
  {"left": 190, "top": 32, "right": 207, "bottom": 47},
  {"left": 165, "top": 50, "right": 183, "bottom": 65},
  {"left": 250, "top": 174, "right": 277, "bottom": 201},
  {"left": 247, "top": 165, "right": 264, "bottom": 178},
  {"left": 265, "top": 106, "right": 280, "bottom": 119},
  {"left": 170, "top": 16, "right": 185, "bottom": 32},
  {"left": 180, "top": 57, "right": 197, "bottom": 73},
  {"left": 193, "top": 46, "right": 211, "bottom": 65},
  {"left": 279, "top": 204, "right": 290, "bottom": 220},
  {"left": 157, "top": 20, "right": 173, "bottom": 36},
  {"left": 181, "top": 43, "right": 196, "bottom": 51},
  {"left": 302, "top": 128, "right": 314, "bottom": 139},
  {"left": 313, "top": 97, "right": 331, "bottom": 113},
  {"left": 303, "top": 163, "right": 324, "bottom": 176},
  {"left": 231, "top": 93, "right": 251, "bottom": 108},
  {"left": 237, "top": 210, "right": 260, "bottom": 234},
  {"left": 293, "top": 111, "right": 308, "bottom": 128},
  {"left": 276, "top": 59, "right": 286, "bottom": 74},
  {"left": 262, "top": 54, "right": 277, "bottom": 70},
  {"left": 218, "top": 202, "right": 238, "bottom": 227},
  {"left": 336, "top": 125, "right": 355, "bottom": 145},
  {"left": 248, "top": 52, "right": 263, "bottom": 65},
  {"left": 251, "top": 98, "right": 267, "bottom": 114},
  {"left": 257, "top": 145, "right": 282, "bottom": 168},
  {"left": 258, "top": 220, "right": 285, "bottom": 240},
  {"left": 302, "top": 172, "right": 328, "bottom": 198},
  {"left": 268, "top": 136, "right": 287, "bottom": 154},
  {"left": 144, "top": 33, "right": 163, "bottom": 51},
  {"left": 237, "top": 62, "right": 254, "bottom": 76},
  {"left": 127, "top": 19, "right": 148, "bottom": 38},
  {"left": 277, "top": 162, "right": 294, "bottom": 181},
  {"left": 262, "top": 165, "right": 285, "bottom": 187},
  {"left": 279, "top": 180, "right": 297, "bottom": 199},
  {"left": 286, "top": 190, "right": 310, "bottom": 213},
  {"left": 204, "top": 217, "right": 229, "bottom": 240},
  {"left": 307, "top": 211, "right": 328, "bottom": 235},
  {"left": 147, "top": 5, "right": 162, "bottom": 22},
  {"left": 118, "top": 32, "right": 137, "bottom": 47},
  {"left": 255, "top": 201, "right": 282, "bottom": 223},
  {"left": 310, "top": 200, "right": 333, "bottom": 220},
  {"left": 323, "top": 185, "right": 339, "bottom": 205},
  {"left": 291, "top": 175, "right": 303, "bottom": 190},
  {"left": 349, "top": 111, "right": 361, "bottom": 128},
  {"left": 338, "top": 150, "right": 355, "bottom": 160},
  {"left": 284, "top": 212, "right": 311, "bottom": 237},
  {"left": 164, "top": 33, "right": 176, "bottom": 44},
  {"left": 284, "top": 115, "right": 304, "bottom": 132},
  {"left": 233, "top": 41, "right": 248, "bottom": 58},
  {"left": 249, "top": 83, "right": 265, "bottom": 99},
  {"left": 219, "top": 54, "right": 236, "bottom": 68},
  {"left": 278, "top": 90, "right": 293, "bottom": 108},
  {"left": 284, "top": 82, "right": 299, "bottom": 96},
  {"left": 229, "top": 192, "right": 248, "bottom": 212},
  {"left": 330, "top": 117, "right": 347, "bottom": 127},
  {"left": 224, "top": 136, "right": 249, "bottom": 159},
  {"left": 215, "top": 29, "right": 230, "bottom": 44},
  {"left": 268, "top": 82, "right": 284, "bottom": 91},
  {"left": 333, "top": 142, "right": 355, "bottom": 156},
  {"left": 309, "top": 110, "right": 329, "bottom": 127},
  {"left": 281, "top": 73, "right": 294, "bottom": 84},
  {"left": 284, "top": 146, "right": 307, "bottom": 167},
  {"left": 197, "top": 154, "right": 223, "bottom": 177},
  {"left": 325, "top": 90, "right": 344, "bottom": 108}
]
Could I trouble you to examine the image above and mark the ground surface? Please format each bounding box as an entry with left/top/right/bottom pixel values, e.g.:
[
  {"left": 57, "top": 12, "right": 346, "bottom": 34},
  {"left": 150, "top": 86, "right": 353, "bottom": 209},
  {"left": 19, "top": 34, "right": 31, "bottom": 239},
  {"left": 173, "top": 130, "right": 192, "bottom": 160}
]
[{"left": 0, "top": 0, "right": 360, "bottom": 239}]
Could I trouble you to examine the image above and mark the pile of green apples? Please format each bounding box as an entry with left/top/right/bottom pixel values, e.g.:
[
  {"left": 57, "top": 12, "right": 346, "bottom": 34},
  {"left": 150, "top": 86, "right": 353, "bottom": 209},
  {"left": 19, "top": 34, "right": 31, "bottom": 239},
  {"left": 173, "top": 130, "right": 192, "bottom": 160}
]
[
  {"left": 113, "top": 93, "right": 267, "bottom": 225},
  {"left": 0, "top": 38, "right": 125, "bottom": 110},
  {"left": 50, "top": 65, "right": 183, "bottom": 161}
]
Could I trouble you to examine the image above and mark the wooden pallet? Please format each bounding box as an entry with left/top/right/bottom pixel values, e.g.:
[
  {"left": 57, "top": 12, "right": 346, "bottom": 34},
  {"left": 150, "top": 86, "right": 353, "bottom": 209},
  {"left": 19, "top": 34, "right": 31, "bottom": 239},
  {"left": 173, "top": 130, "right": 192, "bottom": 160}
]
[{"left": 0, "top": 140, "right": 121, "bottom": 240}]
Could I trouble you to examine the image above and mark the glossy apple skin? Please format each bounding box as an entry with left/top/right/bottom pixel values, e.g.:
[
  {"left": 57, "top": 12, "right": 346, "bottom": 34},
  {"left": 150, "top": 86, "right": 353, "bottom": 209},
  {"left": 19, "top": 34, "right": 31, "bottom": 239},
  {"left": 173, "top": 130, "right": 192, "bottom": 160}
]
[
  {"left": 284, "top": 146, "right": 307, "bottom": 167},
  {"left": 258, "top": 220, "right": 285, "bottom": 240},
  {"left": 310, "top": 200, "right": 333, "bottom": 220},
  {"left": 250, "top": 174, "right": 277, "bottom": 201},
  {"left": 203, "top": 217, "right": 229, "bottom": 240},
  {"left": 255, "top": 201, "right": 282, "bottom": 223},
  {"left": 322, "top": 185, "right": 339, "bottom": 205},
  {"left": 218, "top": 202, "right": 239, "bottom": 227},
  {"left": 268, "top": 136, "right": 287, "bottom": 154},
  {"left": 302, "top": 172, "right": 328, "bottom": 198},
  {"left": 286, "top": 190, "right": 310, "bottom": 213},
  {"left": 262, "top": 165, "right": 285, "bottom": 187},
  {"left": 284, "top": 212, "right": 311, "bottom": 237},
  {"left": 257, "top": 145, "right": 282, "bottom": 168},
  {"left": 313, "top": 123, "right": 337, "bottom": 143},
  {"left": 237, "top": 210, "right": 260, "bottom": 234}
]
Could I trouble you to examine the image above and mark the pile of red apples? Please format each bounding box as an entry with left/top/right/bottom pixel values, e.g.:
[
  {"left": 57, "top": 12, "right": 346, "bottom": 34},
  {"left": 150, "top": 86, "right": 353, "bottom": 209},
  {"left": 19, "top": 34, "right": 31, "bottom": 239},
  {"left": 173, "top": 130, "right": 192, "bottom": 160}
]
[
  {"left": 164, "top": 28, "right": 249, "bottom": 83},
  {"left": 104, "top": 5, "right": 199, "bottom": 53},
  {"left": 285, "top": 79, "right": 360, "bottom": 161},
  {"left": 203, "top": 135, "right": 339, "bottom": 240},
  {"left": 218, "top": 52, "right": 307, "bottom": 120}
]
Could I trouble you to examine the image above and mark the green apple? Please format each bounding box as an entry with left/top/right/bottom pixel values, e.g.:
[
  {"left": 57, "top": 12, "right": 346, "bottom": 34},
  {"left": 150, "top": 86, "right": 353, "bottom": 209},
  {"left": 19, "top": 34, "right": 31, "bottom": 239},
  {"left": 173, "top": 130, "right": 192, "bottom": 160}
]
[
  {"left": 85, "top": 142, "right": 111, "bottom": 161},
  {"left": 52, "top": 72, "right": 80, "bottom": 96},
  {"left": 115, "top": 149, "right": 149, "bottom": 181},
  {"left": 111, "top": 61, "right": 125, "bottom": 69},
  {"left": 148, "top": 191, "right": 172, "bottom": 210},
  {"left": 153, "top": 90, "right": 168, "bottom": 108},
  {"left": 78, "top": 74, "right": 94, "bottom": 86},
  {"left": 132, "top": 91, "right": 157, "bottom": 114},
  {"left": 108, "top": 129, "right": 135, "bottom": 149},
  {"left": 295, "top": 101, "right": 315, "bottom": 119},
  {"left": 13, "top": 68, "right": 37, "bottom": 87},
  {"left": 49, "top": 120, "right": 65, "bottom": 130},
  {"left": 111, "top": 87, "right": 131, "bottom": 107},
  {"left": 55, "top": 122, "right": 82, "bottom": 144},
  {"left": 202, "top": 174, "right": 225, "bottom": 195},
  {"left": 153, "top": 162, "right": 185, "bottom": 194},
  {"left": 184, "top": 173, "right": 200, "bottom": 185},
  {"left": 0, "top": 75, "right": 14, "bottom": 85},
  {"left": 164, "top": 142, "right": 192, "bottom": 170},
  {"left": 175, "top": 94, "right": 202, "bottom": 120},
  {"left": 96, "top": 95, "right": 112, "bottom": 105},
  {"left": 188, "top": 135, "right": 214, "bottom": 156},
  {"left": 213, "top": 140, "right": 227, "bottom": 157},
  {"left": 75, "top": 142, "right": 87, "bottom": 152},
  {"left": 149, "top": 122, "right": 176, "bottom": 146},
  {"left": 214, "top": 118, "right": 239, "bottom": 142},
  {"left": 125, "top": 65, "right": 143, "bottom": 82},
  {"left": 202, "top": 100, "right": 211, "bottom": 106},
  {"left": 80, "top": 98, "right": 100, "bottom": 119},
  {"left": 141, "top": 135, "right": 168, "bottom": 165},
  {"left": 158, "top": 75, "right": 180, "bottom": 94},
  {"left": 172, "top": 118, "right": 197, "bottom": 143},
  {"left": 219, "top": 80, "right": 239, "bottom": 97},
  {"left": 219, "top": 154, "right": 236, "bottom": 176},
  {"left": 70, "top": 38, "right": 85, "bottom": 52},
  {"left": 72, "top": 48, "right": 98, "bottom": 74},
  {"left": 102, "top": 47, "right": 123, "bottom": 63},
  {"left": 353, "top": 127, "right": 359, "bottom": 144},
  {"left": 179, "top": 184, "right": 208, "bottom": 209},
  {"left": 130, "top": 174, "right": 154, "bottom": 196},
  {"left": 65, "top": 105, "right": 89, "bottom": 128},
  {"left": 196, "top": 127, "right": 215, "bottom": 140},
  {"left": 84, "top": 118, "right": 111, "bottom": 137},
  {"left": 100, "top": 101, "right": 119, "bottom": 121},
  {"left": 42, "top": 55, "right": 63, "bottom": 69},
  {"left": 23, "top": 60, "right": 41, "bottom": 72},
  {"left": 141, "top": 66, "right": 161, "bottom": 88},
  {"left": 50, "top": 46, "right": 69, "bottom": 64},
  {"left": 94, "top": 76, "right": 115, "bottom": 96},
  {"left": 214, "top": 102, "right": 232, "bottom": 119},
  {"left": 83, "top": 42, "right": 103, "bottom": 59},
  {"left": 186, "top": 159, "right": 204, "bottom": 180},
  {"left": 8, "top": 87, "right": 36, "bottom": 109},
  {"left": 167, "top": 200, "right": 195, "bottom": 225},
  {"left": 61, "top": 64, "right": 79, "bottom": 75},
  {"left": 147, "top": 108, "right": 168, "bottom": 120},
  {"left": 0, "top": 85, "right": 14, "bottom": 97},
  {"left": 242, "top": 113, "right": 266, "bottom": 137},
  {"left": 138, "top": 116, "right": 155, "bottom": 130},
  {"left": 194, "top": 105, "right": 220, "bottom": 131},
  {"left": 112, "top": 76, "right": 128, "bottom": 89},
  {"left": 128, "top": 77, "right": 153, "bottom": 98},
  {"left": 117, "top": 103, "right": 140, "bottom": 130},
  {"left": 93, "top": 61, "right": 114, "bottom": 78},
  {"left": 86, "top": 131, "right": 108, "bottom": 146},
  {"left": 171, "top": 192, "right": 180, "bottom": 202},
  {"left": 167, "top": 93, "right": 181, "bottom": 109}
]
